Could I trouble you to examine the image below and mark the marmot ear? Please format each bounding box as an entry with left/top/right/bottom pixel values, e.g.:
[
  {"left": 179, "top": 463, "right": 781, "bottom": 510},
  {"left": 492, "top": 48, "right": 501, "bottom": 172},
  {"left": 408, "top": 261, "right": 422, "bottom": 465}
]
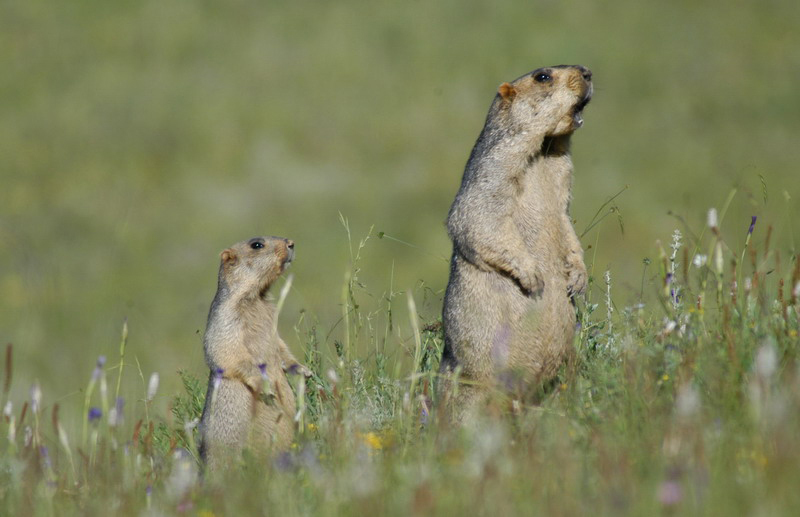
[
  {"left": 220, "top": 248, "right": 238, "bottom": 265},
  {"left": 498, "top": 82, "right": 517, "bottom": 102}
]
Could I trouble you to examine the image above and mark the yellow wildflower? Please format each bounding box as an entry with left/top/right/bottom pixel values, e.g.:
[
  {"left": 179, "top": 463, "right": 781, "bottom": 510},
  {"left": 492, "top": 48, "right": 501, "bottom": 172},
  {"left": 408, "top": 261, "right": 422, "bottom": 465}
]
[{"left": 360, "top": 431, "right": 384, "bottom": 450}]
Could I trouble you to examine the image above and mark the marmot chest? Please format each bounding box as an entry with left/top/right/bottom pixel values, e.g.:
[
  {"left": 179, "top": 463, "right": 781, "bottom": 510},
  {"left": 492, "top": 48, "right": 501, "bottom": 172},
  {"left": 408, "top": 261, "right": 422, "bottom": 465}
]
[{"left": 515, "top": 158, "right": 572, "bottom": 225}]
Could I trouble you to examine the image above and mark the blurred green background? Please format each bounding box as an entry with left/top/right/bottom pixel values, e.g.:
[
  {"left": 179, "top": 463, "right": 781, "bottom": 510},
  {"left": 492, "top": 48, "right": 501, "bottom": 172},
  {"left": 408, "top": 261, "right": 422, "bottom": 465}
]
[{"left": 2, "top": 0, "right": 799, "bottom": 401}]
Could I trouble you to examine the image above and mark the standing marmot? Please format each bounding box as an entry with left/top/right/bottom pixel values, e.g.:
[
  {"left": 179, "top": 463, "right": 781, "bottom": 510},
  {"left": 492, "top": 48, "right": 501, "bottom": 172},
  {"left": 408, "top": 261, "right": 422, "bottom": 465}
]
[
  {"left": 439, "top": 65, "right": 593, "bottom": 422},
  {"left": 198, "top": 236, "right": 310, "bottom": 470}
]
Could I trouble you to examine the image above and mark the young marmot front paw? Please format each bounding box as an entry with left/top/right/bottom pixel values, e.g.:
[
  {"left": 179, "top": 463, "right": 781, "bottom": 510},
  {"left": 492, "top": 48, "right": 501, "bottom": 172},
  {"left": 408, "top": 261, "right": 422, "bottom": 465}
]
[
  {"left": 565, "top": 254, "right": 588, "bottom": 297},
  {"left": 283, "top": 362, "right": 313, "bottom": 378}
]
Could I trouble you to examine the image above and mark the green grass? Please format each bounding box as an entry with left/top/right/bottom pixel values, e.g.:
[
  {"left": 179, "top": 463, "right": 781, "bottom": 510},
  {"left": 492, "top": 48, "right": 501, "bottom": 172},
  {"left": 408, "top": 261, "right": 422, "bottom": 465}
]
[
  {"left": 2, "top": 0, "right": 799, "bottom": 399},
  {"left": 1, "top": 0, "right": 799, "bottom": 514},
  {"left": 1, "top": 211, "right": 799, "bottom": 515}
]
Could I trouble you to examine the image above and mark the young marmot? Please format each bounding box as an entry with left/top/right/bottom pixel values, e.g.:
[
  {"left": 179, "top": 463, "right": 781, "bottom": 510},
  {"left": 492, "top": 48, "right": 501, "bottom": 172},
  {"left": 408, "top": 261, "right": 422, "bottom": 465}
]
[
  {"left": 198, "top": 236, "right": 310, "bottom": 470},
  {"left": 439, "top": 65, "right": 593, "bottom": 422}
]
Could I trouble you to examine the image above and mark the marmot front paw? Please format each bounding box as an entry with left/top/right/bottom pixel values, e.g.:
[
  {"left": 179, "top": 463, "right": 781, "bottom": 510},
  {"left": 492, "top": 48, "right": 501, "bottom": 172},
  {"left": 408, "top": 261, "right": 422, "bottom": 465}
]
[
  {"left": 518, "top": 268, "right": 545, "bottom": 295},
  {"left": 283, "top": 363, "right": 313, "bottom": 378},
  {"left": 565, "top": 256, "right": 588, "bottom": 296}
]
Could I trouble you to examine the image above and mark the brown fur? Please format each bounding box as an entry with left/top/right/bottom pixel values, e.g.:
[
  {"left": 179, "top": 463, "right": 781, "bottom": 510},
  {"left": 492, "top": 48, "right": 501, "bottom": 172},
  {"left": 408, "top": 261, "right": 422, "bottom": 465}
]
[
  {"left": 198, "top": 236, "right": 310, "bottom": 470},
  {"left": 439, "top": 65, "right": 593, "bottom": 423}
]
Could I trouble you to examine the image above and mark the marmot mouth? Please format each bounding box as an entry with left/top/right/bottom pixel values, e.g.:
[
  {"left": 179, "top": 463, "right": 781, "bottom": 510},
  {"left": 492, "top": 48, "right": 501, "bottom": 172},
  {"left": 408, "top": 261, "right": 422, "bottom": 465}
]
[
  {"left": 281, "top": 248, "right": 295, "bottom": 271},
  {"left": 572, "top": 93, "right": 592, "bottom": 127}
]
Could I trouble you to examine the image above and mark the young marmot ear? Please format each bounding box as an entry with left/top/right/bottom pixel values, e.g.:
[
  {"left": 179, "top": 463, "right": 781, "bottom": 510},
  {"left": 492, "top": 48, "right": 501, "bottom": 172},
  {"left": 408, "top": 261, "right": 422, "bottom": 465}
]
[
  {"left": 498, "top": 82, "right": 517, "bottom": 102},
  {"left": 220, "top": 248, "right": 238, "bottom": 266}
]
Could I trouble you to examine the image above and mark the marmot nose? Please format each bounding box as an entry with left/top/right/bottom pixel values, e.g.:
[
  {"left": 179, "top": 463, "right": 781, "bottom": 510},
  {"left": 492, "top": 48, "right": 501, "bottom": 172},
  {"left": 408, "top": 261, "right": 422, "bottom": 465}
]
[
  {"left": 579, "top": 67, "right": 592, "bottom": 81},
  {"left": 286, "top": 239, "right": 294, "bottom": 249}
]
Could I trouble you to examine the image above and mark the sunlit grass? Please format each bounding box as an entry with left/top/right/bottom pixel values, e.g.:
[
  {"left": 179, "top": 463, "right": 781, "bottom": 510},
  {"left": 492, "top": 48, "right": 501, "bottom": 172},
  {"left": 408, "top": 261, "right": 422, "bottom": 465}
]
[
  {"left": 1, "top": 209, "right": 799, "bottom": 515},
  {"left": 2, "top": 0, "right": 799, "bottom": 400}
]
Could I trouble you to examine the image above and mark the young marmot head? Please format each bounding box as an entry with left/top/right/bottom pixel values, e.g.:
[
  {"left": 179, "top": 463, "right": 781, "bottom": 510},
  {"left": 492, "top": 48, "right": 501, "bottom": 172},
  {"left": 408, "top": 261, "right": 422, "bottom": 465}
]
[
  {"left": 218, "top": 236, "right": 294, "bottom": 298},
  {"left": 496, "top": 65, "right": 593, "bottom": 137}
]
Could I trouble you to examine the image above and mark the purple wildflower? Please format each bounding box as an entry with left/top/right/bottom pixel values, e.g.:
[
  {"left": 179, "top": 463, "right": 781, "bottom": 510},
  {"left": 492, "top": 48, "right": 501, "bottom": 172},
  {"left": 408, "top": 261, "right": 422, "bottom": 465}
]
[
  {"left": 274, "top": 451, "right": 296, "bottom": 472},
  {"left": 748, "top": 216, "right": 757, "bottom": 236},
  {"left": 420, "top": 404, "right": 429, "bottom": 426},
  {"left": 212, "top": 368, "right": 224, "bottom": 392},
  {"left": 109, "top": 397, "right": 124, "bottom": 427},
  {"left": 658, "top": 480, "right": 682, "bottom": 506},
  {"left": 92, "top": 355, "right": 107, "bottom": 381},
  {"left": 88, "top": 407, "right": 102, "bottom": 423},
  {"left": 258, "top": 363, "right": 268, "bottom": 379}
]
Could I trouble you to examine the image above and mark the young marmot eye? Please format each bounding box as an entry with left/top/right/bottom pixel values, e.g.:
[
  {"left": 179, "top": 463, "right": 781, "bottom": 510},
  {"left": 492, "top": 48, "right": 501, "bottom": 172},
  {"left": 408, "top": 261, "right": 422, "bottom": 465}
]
[
  {"left": 533, "top": 72, "right": 552, "bottom": 83},
  {"left": 250, "top": 242, "right": 264, "bottom": 250}
]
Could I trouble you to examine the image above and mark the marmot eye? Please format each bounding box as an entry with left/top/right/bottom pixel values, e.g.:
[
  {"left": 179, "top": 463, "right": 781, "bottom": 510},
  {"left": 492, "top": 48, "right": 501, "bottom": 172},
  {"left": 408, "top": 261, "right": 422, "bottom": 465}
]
[
  {"left": 250, "top": 242, "right": 264, "bottom": 250},
  {"left": 533, "top": 72, "right": 552, "bottom": 83}
]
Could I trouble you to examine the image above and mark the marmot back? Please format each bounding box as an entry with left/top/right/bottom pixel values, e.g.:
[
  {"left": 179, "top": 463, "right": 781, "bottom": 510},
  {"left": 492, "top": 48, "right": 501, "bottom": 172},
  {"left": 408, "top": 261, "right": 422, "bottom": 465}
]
[
  {"left": 198, "top": 235, "right": 310, "bottom": 471},
  {"left": 439, "top": 65, "right": 593, "bottom": 422}
]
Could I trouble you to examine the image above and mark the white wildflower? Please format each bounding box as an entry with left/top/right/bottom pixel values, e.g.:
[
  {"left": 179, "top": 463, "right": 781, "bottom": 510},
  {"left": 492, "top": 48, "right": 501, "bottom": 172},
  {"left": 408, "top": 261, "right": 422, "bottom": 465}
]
[
  {"left": 184, "top": 418, "right": 199, "bottom": 434},
  {"left": 692, "top": 254, "right": 707, "bottom": 268},
  {"left": 669, "top": 230, "right": 682, "bottom": 271},
  {"left": 675, "top": 384, "right": 700, "bottom": 419},
  {"left": 147, "top": 373, "right": 159, "bottom": 402},
  {"left": 167, "top": 448, "right": 198, "bottom": 500},
  {"left": 707, "top": 208, "right": 718, "bottom": 229},
  {"left": 754, "top": 343, "right": 777, "bottom": 380},
  {"left": 326, "top": 368, "right": 339, "bottom": 385},
  {"left": 714, "top": 242, "right": 724, "bottom": 274},
  {"left": 108, "top": 408, "right": 119, "bottom": 427},
  {"left": 30, "top": 383, "right": 42, "bottom": 413}
]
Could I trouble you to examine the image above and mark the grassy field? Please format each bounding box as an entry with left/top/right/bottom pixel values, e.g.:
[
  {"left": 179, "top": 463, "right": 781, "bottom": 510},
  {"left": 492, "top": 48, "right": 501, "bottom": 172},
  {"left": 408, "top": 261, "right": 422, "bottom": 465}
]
[
  {"left": 1, "top": 211, "right": 799, "bottom": 515},
  {"left": 1, "top": 0, "right": 800, "bottom": 514}
]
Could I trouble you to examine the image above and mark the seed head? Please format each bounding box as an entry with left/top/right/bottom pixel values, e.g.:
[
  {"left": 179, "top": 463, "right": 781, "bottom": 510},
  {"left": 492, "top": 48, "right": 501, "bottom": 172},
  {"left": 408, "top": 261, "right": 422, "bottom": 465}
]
[
  {"left": 707, "top": 208, "right": 718, "bottom": 230},
  {"left": 146, "top": 373, "right": 159, "bottom": 402},
  {"left": 30, "top": 383, "right": 42, "bottom": 413},
  {"left": 91, "top": 355, "right": 107, "bottom": 382}
]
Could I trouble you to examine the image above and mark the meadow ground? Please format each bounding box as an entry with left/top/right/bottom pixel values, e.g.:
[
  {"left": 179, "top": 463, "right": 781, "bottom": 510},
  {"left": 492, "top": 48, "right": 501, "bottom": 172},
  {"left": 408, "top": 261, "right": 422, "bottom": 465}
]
[{"left": 1, "top": 211, "right": 799, "bottom": 515}]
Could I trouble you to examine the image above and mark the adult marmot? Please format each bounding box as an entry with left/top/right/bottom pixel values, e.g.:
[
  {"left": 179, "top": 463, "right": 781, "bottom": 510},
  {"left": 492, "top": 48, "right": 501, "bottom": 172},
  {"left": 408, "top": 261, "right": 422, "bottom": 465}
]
[
  {"left": 439, "top": 65, "right": 593, "bottom": 422},
  {"left": 198, "top": 236, "right": 310, "bottom": 470}
]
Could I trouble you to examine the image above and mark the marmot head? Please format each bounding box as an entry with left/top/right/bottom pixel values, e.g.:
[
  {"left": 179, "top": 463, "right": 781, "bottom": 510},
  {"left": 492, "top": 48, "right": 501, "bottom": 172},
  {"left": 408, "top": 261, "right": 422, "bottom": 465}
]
[
  {"left": 218, "top": 236, "right": 294, "bottom": 298},
  {"left": 497, "top": 65, "right": 592, "bottom": 137}
]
